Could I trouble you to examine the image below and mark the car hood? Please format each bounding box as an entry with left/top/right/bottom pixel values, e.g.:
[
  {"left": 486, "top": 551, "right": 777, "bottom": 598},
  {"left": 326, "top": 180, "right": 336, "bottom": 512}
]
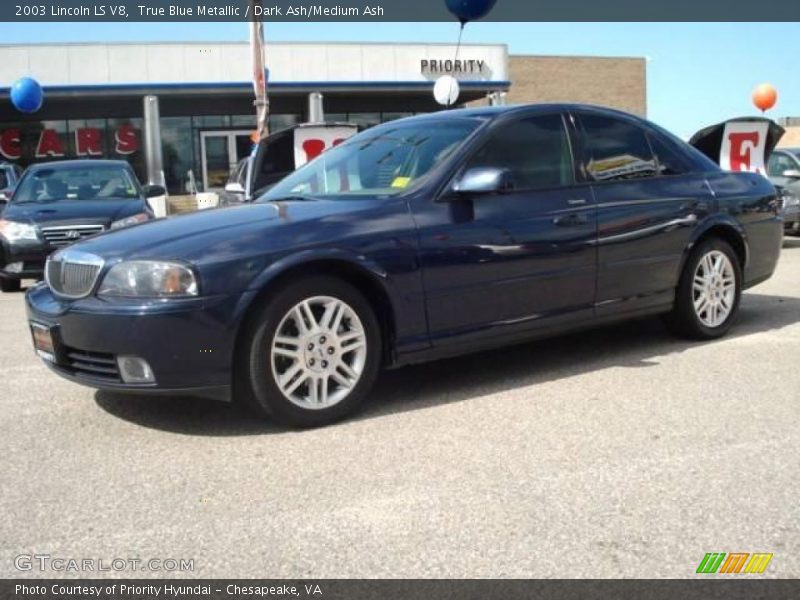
[
  {"left": 3, "top": 199, "right": 145, "bottom": 225},
  {"left": 69, "top": 198, "right": 385, "bottom": 263}
]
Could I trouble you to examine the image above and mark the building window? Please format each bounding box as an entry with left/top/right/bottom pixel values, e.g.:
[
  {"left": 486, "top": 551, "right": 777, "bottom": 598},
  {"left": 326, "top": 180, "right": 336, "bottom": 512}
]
[
  {"left": 161, "top": 117, "right": 194, "bottom": 194},
  {"left": 193, "top": 115, "right": 231, "bottom": 129}
]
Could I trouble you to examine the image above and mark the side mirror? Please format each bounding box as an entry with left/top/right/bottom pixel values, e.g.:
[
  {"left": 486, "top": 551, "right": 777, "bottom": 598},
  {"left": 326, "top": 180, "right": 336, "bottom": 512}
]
[
  {"left": 0, "top": 193, "right": 8, "bottom": 205},
  {"left": 143, "top": 184, "right": 166, "bottom": 198},
  {"left": 224, "top": 182, "right": 246, "bottom": 195},
  {"left": 451, "top": 167, "right": 514, "bottom": 196},
  {"left": 782, "top": 169, "right": 800, "bottom": 179}
]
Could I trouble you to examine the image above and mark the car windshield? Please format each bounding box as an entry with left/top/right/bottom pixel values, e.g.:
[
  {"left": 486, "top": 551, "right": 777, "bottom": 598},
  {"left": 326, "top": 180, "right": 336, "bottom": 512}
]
[
  {"left": 260, "top": 119, "right": 481, "bottom": 201},
  {"left": 12, "top": 164, "right": 140, "bottom": 203}
]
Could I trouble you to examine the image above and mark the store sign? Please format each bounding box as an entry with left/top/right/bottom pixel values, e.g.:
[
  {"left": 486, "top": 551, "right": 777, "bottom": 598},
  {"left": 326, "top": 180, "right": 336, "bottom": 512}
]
[
  {"left": 0, "top": 125, "right": 139, "bottom": 161},
  {"left": 420, "top": 59, "right": 486, "bottom": 75},
  {"left": 719, "top": 121, "right": 769, "bottom": 175},
  {"left": 293, "top": 125, "right": 358, "bottom": 168}
]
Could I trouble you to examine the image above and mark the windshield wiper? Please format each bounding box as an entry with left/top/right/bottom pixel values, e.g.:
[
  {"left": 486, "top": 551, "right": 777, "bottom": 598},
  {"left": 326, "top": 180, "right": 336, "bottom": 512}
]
[{"left": 268, "top": 195, "right": 319, "bottom": 203}]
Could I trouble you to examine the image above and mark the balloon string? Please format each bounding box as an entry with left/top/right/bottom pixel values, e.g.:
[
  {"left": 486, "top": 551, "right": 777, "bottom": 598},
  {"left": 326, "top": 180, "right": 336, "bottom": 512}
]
[{"left": 447, "top": 22, "right": 465, "bottom": 109}]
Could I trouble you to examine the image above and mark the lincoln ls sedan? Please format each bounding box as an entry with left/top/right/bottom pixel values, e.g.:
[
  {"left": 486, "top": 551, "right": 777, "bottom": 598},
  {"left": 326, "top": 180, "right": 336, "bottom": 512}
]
[{"left": 26, "top": 105, "right": 783, "bottom": 427}]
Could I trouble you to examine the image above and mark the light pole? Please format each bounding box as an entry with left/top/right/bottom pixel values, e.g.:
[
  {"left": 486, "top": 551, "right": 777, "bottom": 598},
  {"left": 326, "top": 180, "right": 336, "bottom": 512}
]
[{"left": 250, "top": 0, "right": 269, "bottom": 141}]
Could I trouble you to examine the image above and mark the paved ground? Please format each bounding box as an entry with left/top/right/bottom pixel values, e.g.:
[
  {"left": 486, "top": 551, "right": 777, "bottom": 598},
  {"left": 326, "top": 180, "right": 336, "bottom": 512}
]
[{"left": 1, "top": 239, "right": 799, "bottom": 579}]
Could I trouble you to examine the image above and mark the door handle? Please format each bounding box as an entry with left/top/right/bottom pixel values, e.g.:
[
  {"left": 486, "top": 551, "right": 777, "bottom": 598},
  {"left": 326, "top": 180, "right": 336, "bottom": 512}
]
[
  {"left": 567, "top": 198, "right": 587, "bottom": 206},
  {"left": 554, "top": 213, "right": 589, "bottom": 227}
]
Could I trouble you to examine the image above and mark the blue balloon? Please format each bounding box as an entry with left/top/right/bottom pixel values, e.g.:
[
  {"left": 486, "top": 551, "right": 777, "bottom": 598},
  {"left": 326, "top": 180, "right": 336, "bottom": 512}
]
[
  {"left": 10, "top": 77, "right": 44, "bottom": 114},
  {"left": 445, "top": 0, "right": 497, "bottom": 23}
]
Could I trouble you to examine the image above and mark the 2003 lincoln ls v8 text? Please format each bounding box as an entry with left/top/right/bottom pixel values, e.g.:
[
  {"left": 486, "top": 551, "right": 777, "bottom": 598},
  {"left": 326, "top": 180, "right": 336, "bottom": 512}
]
[{"left": 26, "top": 105, "right": 783, "bottom": 427}]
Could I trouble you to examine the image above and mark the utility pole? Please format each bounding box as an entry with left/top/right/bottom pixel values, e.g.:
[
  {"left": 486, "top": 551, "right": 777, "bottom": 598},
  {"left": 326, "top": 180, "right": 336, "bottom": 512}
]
[{"left": 250, "top": 0, "right": 269, "bottom": 141}]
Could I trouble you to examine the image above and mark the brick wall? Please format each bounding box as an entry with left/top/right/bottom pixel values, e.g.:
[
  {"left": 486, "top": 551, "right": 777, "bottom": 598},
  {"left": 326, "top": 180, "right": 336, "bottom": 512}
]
[
  {"left": 777, "top": 126, "right": 800, "bottom": 148},
  {"left": 501, "top": 55, "right": 647, "bottom": 116}
]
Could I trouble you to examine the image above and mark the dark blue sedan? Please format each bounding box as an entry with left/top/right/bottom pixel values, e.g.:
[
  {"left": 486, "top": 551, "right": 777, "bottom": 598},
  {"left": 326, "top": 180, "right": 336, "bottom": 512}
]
[{"left": 26, "top": 105, "right": 783, "bottom": 427}]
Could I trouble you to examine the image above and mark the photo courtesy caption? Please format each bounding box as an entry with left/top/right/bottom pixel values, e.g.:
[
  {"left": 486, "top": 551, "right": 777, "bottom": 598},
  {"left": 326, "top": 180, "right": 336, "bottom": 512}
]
[{"left": 16, "top": 583, "right": 324, "bottom": 596}]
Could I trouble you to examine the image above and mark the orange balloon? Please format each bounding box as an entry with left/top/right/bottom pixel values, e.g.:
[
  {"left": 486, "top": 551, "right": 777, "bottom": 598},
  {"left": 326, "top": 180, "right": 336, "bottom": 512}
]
[{"left": 752, "top": 83, "right": 778, "bottom": 112}]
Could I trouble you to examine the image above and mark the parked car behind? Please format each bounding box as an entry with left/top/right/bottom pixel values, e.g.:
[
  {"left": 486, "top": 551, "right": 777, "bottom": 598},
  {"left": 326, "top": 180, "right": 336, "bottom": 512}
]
[
  {"left": 26, "top": 105, "right": 783, "bottom": 427},
  {"left": 0, "top": 162, "right": 24, "bottom": 205},
  {"left": 220, "top": 122, "right": 359, "bottom": 205},
  {"left": 767, "top": 148, "right": 800, "bottom": 234},
  {"left": 1, "top": 160, "right": 164, "bottom": 292}
]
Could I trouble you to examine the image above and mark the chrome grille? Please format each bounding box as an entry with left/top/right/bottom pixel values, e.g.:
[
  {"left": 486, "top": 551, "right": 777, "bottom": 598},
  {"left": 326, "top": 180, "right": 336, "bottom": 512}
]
[
  {"left": 41, "top": 224, "right": 105, "bottom": 248},
  {"left": 45, "top": 250, "right": 104, "bottom": 299}
]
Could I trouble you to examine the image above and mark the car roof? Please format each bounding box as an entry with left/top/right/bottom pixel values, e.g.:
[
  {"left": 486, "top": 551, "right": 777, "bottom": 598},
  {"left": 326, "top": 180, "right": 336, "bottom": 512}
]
[
  {"left": 26, "top": 159, "right": 132, "bottom": 171},
  {"left": 398, "top": 103, "right": 644, "bottom": 121}
]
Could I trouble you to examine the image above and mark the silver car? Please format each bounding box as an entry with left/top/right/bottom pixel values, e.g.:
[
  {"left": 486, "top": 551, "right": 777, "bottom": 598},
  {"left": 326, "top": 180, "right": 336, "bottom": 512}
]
[{"left": 767, "top": 148, "right": 800, "bottom": 234}]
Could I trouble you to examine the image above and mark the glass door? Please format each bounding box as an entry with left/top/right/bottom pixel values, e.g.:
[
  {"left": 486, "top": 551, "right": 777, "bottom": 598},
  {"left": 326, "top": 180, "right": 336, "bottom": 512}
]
[{"left": 200, "top": 130, "right": 254, "bottom": 191}]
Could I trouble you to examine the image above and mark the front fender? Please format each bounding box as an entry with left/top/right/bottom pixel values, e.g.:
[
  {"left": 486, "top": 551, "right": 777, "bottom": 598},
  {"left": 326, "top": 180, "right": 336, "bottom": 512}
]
[
  {"left": 229, "top": 247, "right": 393, "bottom": 328},
  {"left": 246, "top": 247, "right": 389, "bottom": 291}
]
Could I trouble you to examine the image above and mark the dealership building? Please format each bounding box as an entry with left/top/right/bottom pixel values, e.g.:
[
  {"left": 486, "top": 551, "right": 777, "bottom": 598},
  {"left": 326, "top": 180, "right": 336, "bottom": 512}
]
[{"left": 0, "top": 42, "right": 646, "bottom": 194}]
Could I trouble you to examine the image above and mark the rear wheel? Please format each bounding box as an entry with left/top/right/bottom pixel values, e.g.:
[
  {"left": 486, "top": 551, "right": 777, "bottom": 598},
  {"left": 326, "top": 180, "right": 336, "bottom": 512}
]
[
  {"left": 664, "top": 238, "right": 741, "bottom": 339},
  {"left": 0, "top": 278, "right": 21, "bottom": 293},
  {"left": 241, "top": 276, "right": 382, "bottom": 427}
]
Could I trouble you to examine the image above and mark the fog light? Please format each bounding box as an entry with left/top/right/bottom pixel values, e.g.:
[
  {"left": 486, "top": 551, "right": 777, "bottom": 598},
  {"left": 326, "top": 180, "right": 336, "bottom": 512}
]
[
  {"left": 117, "top": 355, "right": 155, "bottom": 384},
  {"left": 5, "top": 262, "right": 23, "bottom": 273}
]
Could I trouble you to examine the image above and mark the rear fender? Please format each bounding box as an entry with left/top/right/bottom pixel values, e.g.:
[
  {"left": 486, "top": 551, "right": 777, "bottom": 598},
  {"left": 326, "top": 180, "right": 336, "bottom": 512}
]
[{"left": 678, "top": 215, "right": 749, "bottom": 278}]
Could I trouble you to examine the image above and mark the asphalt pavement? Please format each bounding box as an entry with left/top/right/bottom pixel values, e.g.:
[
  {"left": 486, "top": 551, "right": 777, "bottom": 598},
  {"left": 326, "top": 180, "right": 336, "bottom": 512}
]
[{"left": 1, "top": 238, "right": 799, "bottom": 579}]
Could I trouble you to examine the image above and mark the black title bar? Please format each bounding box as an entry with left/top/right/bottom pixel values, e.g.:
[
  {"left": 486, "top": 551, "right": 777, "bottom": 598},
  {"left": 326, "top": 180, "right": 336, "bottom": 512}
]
[
  {"left": 4, "top": 580, "right": 800, "bottom": 600},
  {"left": 3, "top": 0, "right": 800, "bottom": 22}
]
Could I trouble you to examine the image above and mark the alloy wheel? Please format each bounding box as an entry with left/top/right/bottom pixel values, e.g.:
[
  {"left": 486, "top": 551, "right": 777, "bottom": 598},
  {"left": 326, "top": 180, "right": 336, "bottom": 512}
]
[
  {"left": 692, "top": 250, "right": 736, "bottom": 328},
  {"left": 270, "top": 295, "right": 368, "bottom": 410}
]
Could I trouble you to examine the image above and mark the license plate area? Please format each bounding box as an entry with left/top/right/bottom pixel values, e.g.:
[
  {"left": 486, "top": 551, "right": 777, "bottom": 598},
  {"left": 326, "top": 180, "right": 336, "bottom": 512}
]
[{"left": 30, "top": 322, "right": 57, "bottom": 363}]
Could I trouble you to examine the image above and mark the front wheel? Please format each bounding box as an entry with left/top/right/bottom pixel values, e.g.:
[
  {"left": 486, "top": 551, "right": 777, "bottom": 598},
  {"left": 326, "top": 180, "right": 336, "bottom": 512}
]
[
  {"left": 664, "top": 238, "right": 742, "bottom": 340},
  {"left": 242, "top": 276, "right": 382, "bottom": 427}
]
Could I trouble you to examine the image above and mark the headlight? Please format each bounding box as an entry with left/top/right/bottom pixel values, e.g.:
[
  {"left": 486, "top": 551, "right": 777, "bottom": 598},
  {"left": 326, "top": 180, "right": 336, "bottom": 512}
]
[
  {"left": 782, "top": 192, "right": 800, "bottom": 207},
  {"left": 0, "top": 219, "right": 38, "bottom": 243},
  {"left": 110, "top": 213, "right": 150, "bottom": 230},
  {"left": 97, "top": 261, "right": 199, "bottom": 298}
]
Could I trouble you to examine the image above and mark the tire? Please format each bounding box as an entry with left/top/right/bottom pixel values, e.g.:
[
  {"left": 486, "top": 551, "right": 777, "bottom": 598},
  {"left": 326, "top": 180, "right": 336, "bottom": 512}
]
[
  {"left": 664, "top": 238, "right": 742, "bottom": 340},
  {"left": 240, "top": 276, "right": 382, "bottom": 428},
  {"left": 0, "top": 278, "right": 21, "bottom": 293}
]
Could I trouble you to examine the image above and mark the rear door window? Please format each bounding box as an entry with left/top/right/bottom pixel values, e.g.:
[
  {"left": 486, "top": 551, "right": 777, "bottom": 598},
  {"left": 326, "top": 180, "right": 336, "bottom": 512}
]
[
  {"left": 580, "top": 114, "right": 658, "bottom": 182},
  {"left": 648, "top": 133, "right": 690, "bottom": 176}
]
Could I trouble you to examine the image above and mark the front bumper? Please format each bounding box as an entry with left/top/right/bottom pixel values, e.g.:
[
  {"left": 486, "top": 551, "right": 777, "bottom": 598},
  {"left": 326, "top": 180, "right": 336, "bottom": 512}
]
[
  {"left": 0, "top": 239, "right": 47, "bottom": 280},
  {"left": 783, "top": 205, "right": 800, "bottom": 232},
  {"left": 25, "top": 283, "right": 251, "bottom": 400}
]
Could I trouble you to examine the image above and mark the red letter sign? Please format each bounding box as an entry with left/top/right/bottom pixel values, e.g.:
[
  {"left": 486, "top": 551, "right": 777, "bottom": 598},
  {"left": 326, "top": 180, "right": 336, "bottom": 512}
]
[
  {"left": 301, "top": 139, "right": 326, "bottom": 163},
  {"left": 115, "top": 125, "right": 139, "bottom": 155},
  {"left": 727, "top": 132, "right": 759, "bottom": 172},
  {"left": 719, "top": 121, "right": 769, "bottom": 174},
  {"left": 36, "top": 129, "right": 65, "bottom": 158},
  {"left": 75, "top": 128, "right": 103, "bottom": 156},
  {"left": 0, "top": 129, "right": 22, "bottom": 160}
]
